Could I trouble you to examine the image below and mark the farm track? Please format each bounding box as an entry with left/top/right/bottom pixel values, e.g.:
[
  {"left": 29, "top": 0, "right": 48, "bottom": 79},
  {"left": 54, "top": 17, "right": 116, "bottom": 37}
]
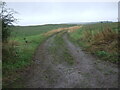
[
  {"left": 20, "top": 31, "right": 118, "bottom": 88},
  {"left": 20, "top": 30, "right": 118, "bottom": 88}
]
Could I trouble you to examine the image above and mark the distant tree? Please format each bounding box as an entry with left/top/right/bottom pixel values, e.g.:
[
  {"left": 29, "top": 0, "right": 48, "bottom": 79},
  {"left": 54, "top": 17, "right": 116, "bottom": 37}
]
[{"left": 0, "top": 1, "right": 17, "bottom": 42}]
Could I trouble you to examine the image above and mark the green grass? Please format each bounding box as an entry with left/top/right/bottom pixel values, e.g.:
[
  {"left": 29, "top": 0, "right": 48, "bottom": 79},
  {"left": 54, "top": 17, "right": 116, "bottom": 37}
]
[
  {"left": 55, "top": 33, "right": 74, "bottom": 65},
  {"left": 69, "top": 22, "right": 118, "bottom": 63},
  {"left": 3, "top": 34, "right": 47, "bottom": 87},
  {"left": 48, "top": 32, "right": 74, "bottom": 65}
]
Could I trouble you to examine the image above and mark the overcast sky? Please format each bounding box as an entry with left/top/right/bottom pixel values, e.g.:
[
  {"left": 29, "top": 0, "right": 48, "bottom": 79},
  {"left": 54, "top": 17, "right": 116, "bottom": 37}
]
[{"left": 6, "top": 2, "right": 118, "bottom": 26}]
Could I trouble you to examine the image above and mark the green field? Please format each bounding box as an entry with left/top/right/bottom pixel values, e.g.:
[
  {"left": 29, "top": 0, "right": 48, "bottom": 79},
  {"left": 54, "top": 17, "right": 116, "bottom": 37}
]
[
  {"left": 68, "top": 22, "right": 118, "bottom": 63},
  {"left": 3, "top": 24, "right": 76, "bottom": 87}
]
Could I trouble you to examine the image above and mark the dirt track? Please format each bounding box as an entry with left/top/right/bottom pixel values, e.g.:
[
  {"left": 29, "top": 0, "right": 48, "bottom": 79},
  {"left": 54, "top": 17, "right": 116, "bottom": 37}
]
[{"left": 20, "top": 31, "right": 118, "bottom": 88}]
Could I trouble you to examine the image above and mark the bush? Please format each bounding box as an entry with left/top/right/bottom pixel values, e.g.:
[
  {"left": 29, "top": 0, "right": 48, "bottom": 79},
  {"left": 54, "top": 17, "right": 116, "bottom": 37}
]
[{"left": 0, "top": 1, "right": 17, "bottom": 42}]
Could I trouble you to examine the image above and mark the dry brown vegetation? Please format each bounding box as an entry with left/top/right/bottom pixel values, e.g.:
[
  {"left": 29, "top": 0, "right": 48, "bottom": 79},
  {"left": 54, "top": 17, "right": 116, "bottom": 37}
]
[
  {"left": 83, "top": 28, "right": 118, "bottom": 54},
  {"left": 69, "top": 23, "right": 118, "bottom": 63},
  {"left": 44, "top": 26, "right": 81, "bottom": 36},
  {"left": 2, "top": 40, "right": 20, "bottom": 61}
]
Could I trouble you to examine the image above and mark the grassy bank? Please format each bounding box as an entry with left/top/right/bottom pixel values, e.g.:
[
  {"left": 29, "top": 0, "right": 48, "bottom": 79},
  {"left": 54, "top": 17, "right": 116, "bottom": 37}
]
[
  {"left": 3, "top": 24, "right": 76, "bottom": 87},
  {"left": 68, "top": 22, "right": 118, "bottom": 63}
]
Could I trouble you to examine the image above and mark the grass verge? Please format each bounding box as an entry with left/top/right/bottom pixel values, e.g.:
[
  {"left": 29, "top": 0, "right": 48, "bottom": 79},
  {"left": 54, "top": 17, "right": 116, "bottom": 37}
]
[
  {"left": 2, "top": 34, "right": 47, "bottom": 87},
  {"left": 68, "top": 22, "right": 118, "bottom": 63}
]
